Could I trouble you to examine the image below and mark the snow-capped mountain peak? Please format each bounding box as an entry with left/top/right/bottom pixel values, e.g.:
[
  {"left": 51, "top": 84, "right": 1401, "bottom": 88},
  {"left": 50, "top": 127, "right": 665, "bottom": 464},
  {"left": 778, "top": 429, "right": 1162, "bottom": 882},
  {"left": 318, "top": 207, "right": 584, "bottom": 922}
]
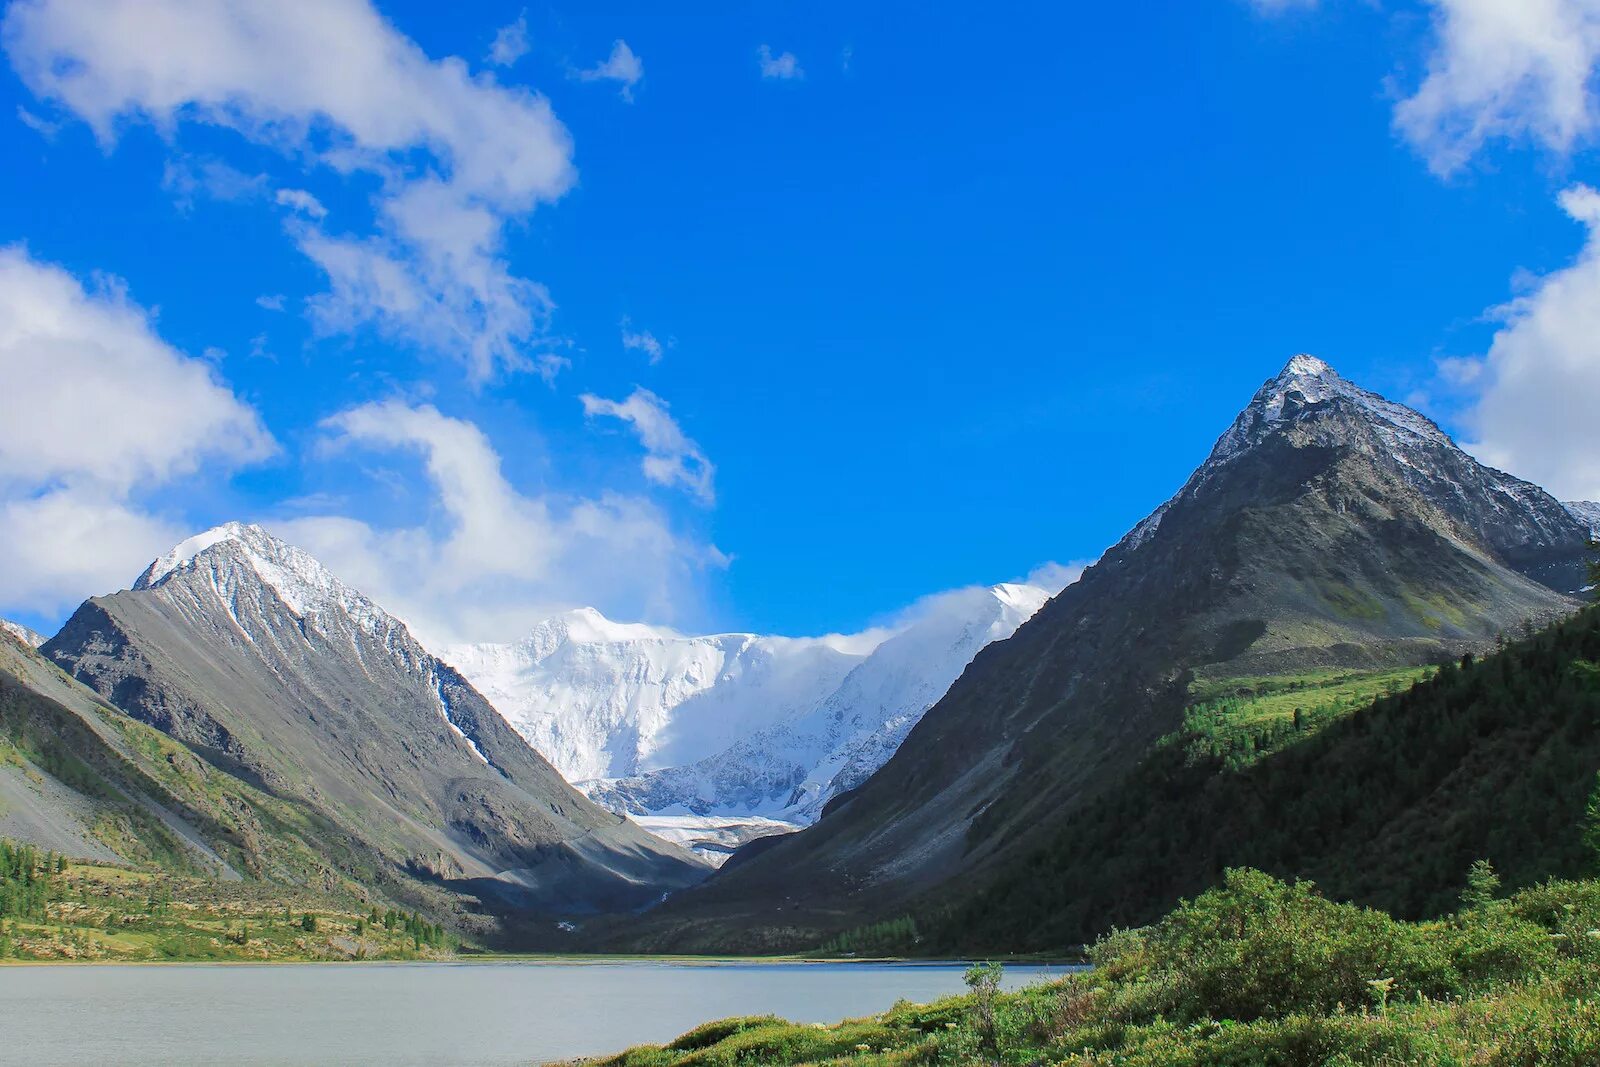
[
  {"left": 1208, "top": 354, "right": 1449, "bottom": 468},
  {"left": 1568, "top": 501, "right": 1600, "bottom": 537},
  {"left": 449, "top": 578, "right": 1062, "bottom": 862},
  {"left": 134, "top": 521, "right": 387, "bottom": 631},
  {"left": 1, "top": 618, "right": 45, "bottom": 648},
  {"left": 537, "top": 606, "right": 685, "bottom": 647}
]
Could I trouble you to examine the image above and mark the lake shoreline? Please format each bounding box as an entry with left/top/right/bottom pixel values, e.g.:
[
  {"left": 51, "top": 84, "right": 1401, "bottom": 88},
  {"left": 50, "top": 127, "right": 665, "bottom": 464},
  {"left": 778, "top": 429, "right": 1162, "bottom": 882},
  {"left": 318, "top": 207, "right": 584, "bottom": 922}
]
[
  {"left": 0, "top": 952, "right": 1086, "bottom": 968},
  {"left": 0, "top": 958, "right": 1062, "bottom": 1065}
]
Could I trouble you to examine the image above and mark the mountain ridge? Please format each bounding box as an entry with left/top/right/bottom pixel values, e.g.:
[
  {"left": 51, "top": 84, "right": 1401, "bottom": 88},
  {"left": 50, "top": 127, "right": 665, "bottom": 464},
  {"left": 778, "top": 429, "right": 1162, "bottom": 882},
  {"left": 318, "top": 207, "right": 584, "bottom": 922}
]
[
  {"left": 41, "top": 523, "right": 709, "bottom": 932},
  {"left": 614, "top": 354, "right": 1590, "bottom": 951}
]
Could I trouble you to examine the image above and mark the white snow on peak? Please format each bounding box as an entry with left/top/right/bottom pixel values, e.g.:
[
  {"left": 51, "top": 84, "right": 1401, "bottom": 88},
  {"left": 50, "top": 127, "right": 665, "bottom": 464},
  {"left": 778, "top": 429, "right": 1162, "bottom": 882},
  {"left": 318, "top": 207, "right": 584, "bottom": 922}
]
[
  {"left": 1567, "top": 501, "right": 1600, "bottom": 537},
  {"left": 133, "top": 521, "right": 389, "bottom": 632},
  {"left": 1116, "top": 355, "right": 1453, "bottom": 554},
  {"left": 1, "top": 618, "right": 45, "bottom": 648},
  {"left": 1208, "top": 354, "right": 1450, "bottom": 467},
  {"left": 447, "top": 578, "right": 1062, "bottom": 858},
  {"left": 444, "top": 609, "right": 877, "bottom": 783}
]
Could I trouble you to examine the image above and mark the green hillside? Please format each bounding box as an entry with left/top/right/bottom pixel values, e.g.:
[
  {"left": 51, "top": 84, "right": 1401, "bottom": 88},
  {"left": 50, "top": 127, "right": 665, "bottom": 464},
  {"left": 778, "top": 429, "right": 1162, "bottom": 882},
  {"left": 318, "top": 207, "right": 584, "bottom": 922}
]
[
  {"left": 933, "top": 605, "right": 1600, "bottom": 952},
  {"left": 587, "top": 868, "right": 1600, "bottom": 1066}
]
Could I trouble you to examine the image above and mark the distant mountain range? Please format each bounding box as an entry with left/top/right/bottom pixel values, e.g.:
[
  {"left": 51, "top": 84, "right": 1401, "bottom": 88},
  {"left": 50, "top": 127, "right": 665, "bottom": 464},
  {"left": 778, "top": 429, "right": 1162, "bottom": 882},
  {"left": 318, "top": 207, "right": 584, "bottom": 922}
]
[
  {"left": 626, "top": 355, "right": 1594, "bottom": 951},
  {"left": 444, "top": 582, "right": 1055, "bottom": 861},
  {"left": 2, "top": 354, "right": 1595, "bottom": 952}
]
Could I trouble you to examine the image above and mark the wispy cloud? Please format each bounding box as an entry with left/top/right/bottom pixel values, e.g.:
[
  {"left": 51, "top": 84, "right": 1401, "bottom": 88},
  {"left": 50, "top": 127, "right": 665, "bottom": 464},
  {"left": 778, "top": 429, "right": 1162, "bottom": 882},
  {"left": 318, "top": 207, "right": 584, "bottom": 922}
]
[
  {"left": 758, "top": 44, "right": 804, "bottom": 80},
  {"left": 275, "top": 187, "right": 327, "bottom": 220},
  {"left": 4, "top": 0, "right": 576, "bottom": 384},
  {"left": 576, "top": 39, "right": 642, "bottom": 101},
  {"left": 580, "top": 388, "right": 716, "bottom": 505},
  {"left": 280, "top": 400, "right": 725, "bottom": 645},
  {"left": 487, "top": 10, "right": 529, "bottom": 67},
  {"left": 620, "top": 317, "right": 666, "bottom": 363}
]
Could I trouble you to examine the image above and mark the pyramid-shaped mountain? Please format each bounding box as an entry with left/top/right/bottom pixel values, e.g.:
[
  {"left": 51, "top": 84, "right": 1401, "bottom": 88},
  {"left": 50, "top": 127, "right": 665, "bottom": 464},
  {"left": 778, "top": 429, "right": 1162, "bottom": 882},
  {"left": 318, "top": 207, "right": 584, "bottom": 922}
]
[
  {"left": 41, "top": 523, "right": 708, "bottom": 925},
  {"left": 633, "top": 356, "right": 1591, "bottom": 950}
]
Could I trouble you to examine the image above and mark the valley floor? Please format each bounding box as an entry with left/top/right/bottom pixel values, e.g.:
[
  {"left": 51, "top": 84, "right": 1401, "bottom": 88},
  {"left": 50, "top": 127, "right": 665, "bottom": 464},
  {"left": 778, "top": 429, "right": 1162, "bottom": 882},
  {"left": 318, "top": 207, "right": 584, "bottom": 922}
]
[{"left": 0, "top": 848, "right": 453, "bottom": 962}]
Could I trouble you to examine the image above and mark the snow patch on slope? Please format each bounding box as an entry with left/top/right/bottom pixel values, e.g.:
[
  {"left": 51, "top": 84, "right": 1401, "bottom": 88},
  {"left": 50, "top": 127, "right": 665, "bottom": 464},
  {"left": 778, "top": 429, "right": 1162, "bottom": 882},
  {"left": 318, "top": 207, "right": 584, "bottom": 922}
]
[
  {"left": 134, "top": 522, "right": 390, "bottom": 635},
  {"left": 1210, "top": 353, "right": 1450, "bottom": 470},
  {"left": 1, "top": 619, "right": 45, "bottom": 648},
  {"left": 1567, "top": 501, "right": 1600, "bottom": 537}
]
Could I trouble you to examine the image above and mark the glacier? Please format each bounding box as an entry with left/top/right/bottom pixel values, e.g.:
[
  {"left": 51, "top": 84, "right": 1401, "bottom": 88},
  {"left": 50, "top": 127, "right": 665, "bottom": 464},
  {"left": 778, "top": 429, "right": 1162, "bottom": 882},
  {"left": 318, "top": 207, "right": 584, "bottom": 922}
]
[{"left": 444, "top": 580, "right": 1061, "bottom": 863}]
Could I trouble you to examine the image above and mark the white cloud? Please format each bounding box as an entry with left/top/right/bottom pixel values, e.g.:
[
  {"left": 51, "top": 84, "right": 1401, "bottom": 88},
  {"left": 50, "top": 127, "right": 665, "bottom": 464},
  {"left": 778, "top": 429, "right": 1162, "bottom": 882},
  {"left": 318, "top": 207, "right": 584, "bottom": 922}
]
[
  {"left": 278, "top": 400, "right": 726, "bottom": 646},
  {"left": 1393, "top": 0, "right": 1600, "bottom": 174},
  {"left": 4, "top": 0, "right": 576, "bottom": 383},
  {"left": 0, "top": 245, "right": 273, "bottom": 614},
  {"left": 0, "top": 492, "right": 184, "bottom": 616},
  {"left": 580, "top": 388, "right": 715, "bottom": 505},
  {"left": 275, "top": 187, "right": 327, "bottom": 219},
  {"left": 1247, "top": 0, "right": 1319, "bottom": 12},
  {"left": 757, "top": 45, "right": 803, "bottom": 80},
  {"left": 1457, "top": 185, "right": 1600, "bottom": 501},
  {"left": 255, "top": 293, "right": 285, "bottom": 311},
  {"left": 161, "top": 156, "right": 268, "bottom": 210},
  {"left": 488, "top": 10, "right": 529, "bottom": 68},
  {"left": 15, "top": 103, "right": 58, "bottom": 137},
  {"left": 620, "top": 318, "right": 665, "bottom": 363},
  {"left": 576, "top": 39, "right": 642, "bottom": 102},
  {"left": 1021, "top": 560, "right": 1090, "bottom": 594}
]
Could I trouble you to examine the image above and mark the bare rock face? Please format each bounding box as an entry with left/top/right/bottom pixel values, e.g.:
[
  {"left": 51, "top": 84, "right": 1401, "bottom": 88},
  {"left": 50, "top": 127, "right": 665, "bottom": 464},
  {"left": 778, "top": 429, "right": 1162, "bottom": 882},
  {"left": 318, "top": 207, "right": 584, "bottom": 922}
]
[
  {"left": 43, "top": 523, "right": 708, "bottom": 921},
  {"left": 637, "top": 356, "right": 1588, "bottom": 950}
]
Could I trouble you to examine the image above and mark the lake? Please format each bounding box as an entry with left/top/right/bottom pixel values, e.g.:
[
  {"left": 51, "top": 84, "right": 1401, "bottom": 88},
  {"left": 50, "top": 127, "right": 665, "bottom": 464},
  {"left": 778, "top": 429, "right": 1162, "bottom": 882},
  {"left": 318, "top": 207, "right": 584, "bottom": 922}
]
[{"left": 0, "top": 960, "right": 1066, "bottom": 1065}]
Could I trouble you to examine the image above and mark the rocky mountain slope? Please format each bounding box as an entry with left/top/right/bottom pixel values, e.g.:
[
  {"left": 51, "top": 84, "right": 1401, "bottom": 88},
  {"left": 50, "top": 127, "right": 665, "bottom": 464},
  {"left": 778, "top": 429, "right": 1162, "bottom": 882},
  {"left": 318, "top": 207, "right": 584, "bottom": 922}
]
[
  {"left": 40, "top": 524, "right": 708, "bottom": 926},
  {"left": 625, "top": 355, "right": 1591, "bottom": 950},
  {"left": 445, "top": 582, "right": 1055, "bottom": 862},
  {"left": 1568, "top": 500, "right": 1600, "bottom": 537},
  {"left": 0, "top": 624, "right": 241, "bottom": 872}
]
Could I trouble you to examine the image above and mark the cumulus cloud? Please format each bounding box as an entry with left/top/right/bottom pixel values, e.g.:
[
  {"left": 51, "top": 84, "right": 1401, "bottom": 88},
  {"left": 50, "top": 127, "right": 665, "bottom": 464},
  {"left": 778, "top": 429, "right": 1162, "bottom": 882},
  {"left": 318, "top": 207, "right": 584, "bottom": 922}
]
[
  {"left": 3, "top": 0, "right": 576, "bottom": 382},
  {"left": 0, "top": 245, "right": 272, "bottom": 615},
  {"left": 1455, "top": 186, "right": 1600, "bottom": 501},
  {"left": 1393, "top": 0, "right": 1600, "bottom": 174},
  {"left": 575, "top": 39, "right": 642, "bottom": 101},
  {"left": 278, "top": 400, "right": 726, "bottom": 646},
  {"left": 757, "top": 45, "right": 803, "bottom": 80},
  {"left": 579, "top": 389, "right": 715, "bottom": 505},
  {"left": 488, "top": 10, "right": 529, "bottom": 68}
]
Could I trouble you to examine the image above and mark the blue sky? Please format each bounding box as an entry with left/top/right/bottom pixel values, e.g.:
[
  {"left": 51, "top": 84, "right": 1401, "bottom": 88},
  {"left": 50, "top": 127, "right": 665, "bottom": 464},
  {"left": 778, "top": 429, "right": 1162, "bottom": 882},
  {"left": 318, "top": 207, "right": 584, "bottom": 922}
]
[{"left": 2, "top": 0, "right": 1598, "bottom": 645}]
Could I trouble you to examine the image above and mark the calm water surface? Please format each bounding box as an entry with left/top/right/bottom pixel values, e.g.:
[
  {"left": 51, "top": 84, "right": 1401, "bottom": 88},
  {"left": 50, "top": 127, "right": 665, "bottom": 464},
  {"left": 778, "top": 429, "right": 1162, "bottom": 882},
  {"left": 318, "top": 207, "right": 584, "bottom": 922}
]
[{"left": 0, "top": 960, "right": 1063, "bottom": 1065}]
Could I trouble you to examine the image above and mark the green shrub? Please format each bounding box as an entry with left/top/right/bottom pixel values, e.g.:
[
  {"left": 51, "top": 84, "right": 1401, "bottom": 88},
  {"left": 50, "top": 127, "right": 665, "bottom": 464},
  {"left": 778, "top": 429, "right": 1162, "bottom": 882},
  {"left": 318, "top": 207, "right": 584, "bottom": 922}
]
[
  {"left": 1135, "top": 869, "right": 1460, "bottom": 1022},
  {"left": 666, "top": 1016, "right": 783, "bottom": 1052}
]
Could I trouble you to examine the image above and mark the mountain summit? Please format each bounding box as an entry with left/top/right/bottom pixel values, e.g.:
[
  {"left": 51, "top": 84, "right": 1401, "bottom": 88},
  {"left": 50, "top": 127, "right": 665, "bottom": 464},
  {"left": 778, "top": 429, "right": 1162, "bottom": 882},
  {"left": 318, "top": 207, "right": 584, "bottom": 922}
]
[
  {"left": 631, "top": 356, "right": 1591, "bottom": 951},
  {"left": 43, "top": 523, "right": 707, "bottom": 928}
]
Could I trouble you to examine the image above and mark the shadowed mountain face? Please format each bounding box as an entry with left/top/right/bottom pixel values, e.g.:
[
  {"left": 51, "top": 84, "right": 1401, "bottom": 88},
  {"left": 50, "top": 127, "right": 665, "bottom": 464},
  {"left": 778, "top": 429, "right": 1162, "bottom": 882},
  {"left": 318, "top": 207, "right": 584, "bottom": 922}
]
[
  {"left": 41, "top": 524, "right": 708, "bottom": 922},
  {"left": 629, "top": 356, "right": 1589, "bottom": 950}
]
